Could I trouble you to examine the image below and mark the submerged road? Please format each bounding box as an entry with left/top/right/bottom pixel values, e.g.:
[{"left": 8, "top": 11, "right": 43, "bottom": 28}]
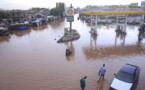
[{"left": 0, "top": 15, "right": 145, "bottom": 90}]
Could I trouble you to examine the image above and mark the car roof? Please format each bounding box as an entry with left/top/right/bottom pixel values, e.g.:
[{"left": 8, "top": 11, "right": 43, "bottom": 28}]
[{"left": 120, "top": 64, "right": 137, "bottom": 75}]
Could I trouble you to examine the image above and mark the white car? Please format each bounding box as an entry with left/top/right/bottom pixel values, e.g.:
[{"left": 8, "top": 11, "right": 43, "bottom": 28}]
[{"left": 110, "top": 64, "right": 140, "bottom": 90}]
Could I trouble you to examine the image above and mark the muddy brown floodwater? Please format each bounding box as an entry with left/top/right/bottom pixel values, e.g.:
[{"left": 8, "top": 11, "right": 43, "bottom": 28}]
[{"left": 0, "top": 15, "right": 145, "bottom": 90}]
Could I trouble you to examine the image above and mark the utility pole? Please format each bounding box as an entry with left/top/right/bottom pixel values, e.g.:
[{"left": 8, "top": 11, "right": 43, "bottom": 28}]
[{"left": 70, "top": 4, "right": 73, "bottom": 32}]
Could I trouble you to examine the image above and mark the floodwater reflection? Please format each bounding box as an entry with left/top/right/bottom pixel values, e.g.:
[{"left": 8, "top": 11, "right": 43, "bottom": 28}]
[
  {"left": 48, "top": 19, "right": 65, "bottom": 29},
  {"left": 0, "top": 35, "right": 11, "bottom": 43},
  {"left": 65, "top": 42, "right": 75, "bottom": 61},
  {"left": 115, "top": 30, "right": 126, "bottom": 45},
  {"left": 0, "top": 15, "right": 145, "bottom": 90},
  {"left": 83, "top": 29, "right": 144, "bottom": 60},
  {"left": 83, "top": 42, "right": 145, "bottom": 60},
  {"left": 12, "top": 29, "right": 31, "bottom": 37},
  {"left": 32, "top": 25, "right": 48, "bottom": 31},
  {"left": 90, "top": 33, "right": 97, "bottom": 50}
]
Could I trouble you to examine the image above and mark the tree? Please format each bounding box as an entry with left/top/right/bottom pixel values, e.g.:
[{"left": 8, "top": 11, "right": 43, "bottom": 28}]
[
  {"left": 0, "top": 11, "right": 8, "bottom": 19},
  {"left": 50, "top": 8, "right": 63, "bottom": 17}
]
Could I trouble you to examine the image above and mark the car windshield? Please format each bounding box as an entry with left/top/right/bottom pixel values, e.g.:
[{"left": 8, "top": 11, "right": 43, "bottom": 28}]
[{"left": 116, "top": 71, "right": 133, "bottom": 83}]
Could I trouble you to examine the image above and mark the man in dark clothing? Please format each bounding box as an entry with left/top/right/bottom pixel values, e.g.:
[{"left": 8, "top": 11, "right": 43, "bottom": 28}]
[{"left": 80, "top": 76, "right": 87, "bottom": 90}]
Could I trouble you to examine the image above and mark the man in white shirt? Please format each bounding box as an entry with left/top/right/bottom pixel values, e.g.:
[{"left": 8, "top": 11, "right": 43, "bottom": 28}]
[{"left": 98, "top": 64, "right": 106, "bottom": 81}]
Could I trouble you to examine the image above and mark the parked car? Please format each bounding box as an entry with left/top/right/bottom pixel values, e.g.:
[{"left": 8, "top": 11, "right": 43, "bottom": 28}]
[{"left": 110, "top": 64, "right": 140, "bottom": 90}]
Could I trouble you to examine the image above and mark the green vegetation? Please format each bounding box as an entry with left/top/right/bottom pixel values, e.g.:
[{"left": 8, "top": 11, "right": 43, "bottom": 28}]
[
  {"left": 50, "top": 8, "right": 63, "bottom": 17},
  {"left": 0, "top": 11, "right": 8, "bottom": 19}
]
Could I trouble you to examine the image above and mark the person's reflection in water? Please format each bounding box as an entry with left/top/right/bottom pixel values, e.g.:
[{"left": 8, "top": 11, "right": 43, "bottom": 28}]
[{"left": 65, "top": 42, "right": 75, "bottom": 61}]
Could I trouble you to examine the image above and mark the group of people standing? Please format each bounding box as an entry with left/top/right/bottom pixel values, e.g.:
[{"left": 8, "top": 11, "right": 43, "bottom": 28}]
[{"left": 80, "top": 64, "right": 106, "bottom": 90}]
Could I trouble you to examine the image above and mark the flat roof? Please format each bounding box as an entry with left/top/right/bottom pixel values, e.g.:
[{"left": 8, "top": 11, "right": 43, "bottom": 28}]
[{"left": 82, "top": 11, "right": 145, "bottom": 15}]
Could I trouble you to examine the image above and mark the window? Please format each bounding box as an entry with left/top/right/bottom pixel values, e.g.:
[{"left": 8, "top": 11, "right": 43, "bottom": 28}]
[{"left": 116, "top": 71, "right": 133, "bottom": 83}]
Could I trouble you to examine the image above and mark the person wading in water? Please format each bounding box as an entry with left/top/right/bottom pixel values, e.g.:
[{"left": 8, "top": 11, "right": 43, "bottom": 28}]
[
  {"left": 98, "top": 64, "right": 106, "bottom": 81},
  {"left": 80, "top": 76, "right": 87, "bottom": 90}
]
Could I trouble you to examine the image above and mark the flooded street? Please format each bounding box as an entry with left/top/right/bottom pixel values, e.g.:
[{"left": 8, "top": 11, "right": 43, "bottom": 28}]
[{"left": 0, "top": 15, "right": 145, "bottom": 90}]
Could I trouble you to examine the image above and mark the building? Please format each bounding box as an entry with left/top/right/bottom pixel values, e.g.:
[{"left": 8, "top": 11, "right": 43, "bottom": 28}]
[
  {"left": 27, "top": 8, "right": 50, "bottom": 18},
  {"left": 141, "top": 1, "right": 145, "bottom": 20},
  {"left": 56, "top": 2, "right": 65, "bottom": 11},
  {"left": 82, "top": 3, "right": 141, "bottom": 11},
  {"left": 141, "top": 1, "right": 145, "bottom": 10},
  {"left": 6, "top": 10, "right": 27, "bottom": 22}
]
